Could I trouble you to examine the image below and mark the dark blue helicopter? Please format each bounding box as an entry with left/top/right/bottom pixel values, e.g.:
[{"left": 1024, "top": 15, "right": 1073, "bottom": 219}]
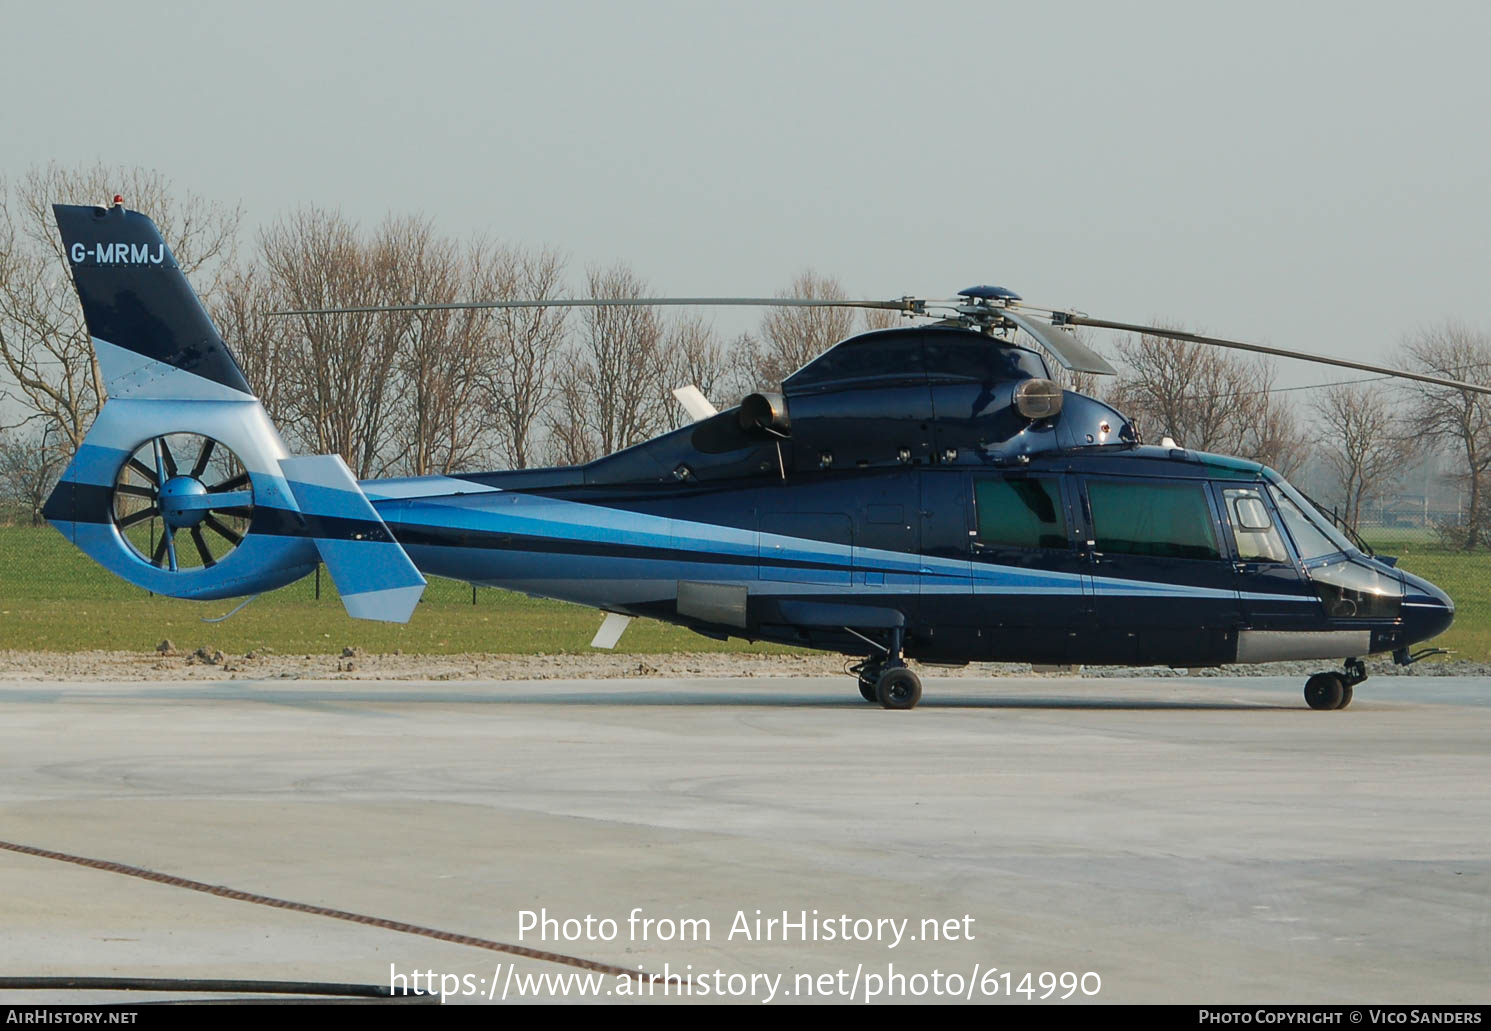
[{"left": 44, "top": 201, "right": 1471, "bottom": 710}]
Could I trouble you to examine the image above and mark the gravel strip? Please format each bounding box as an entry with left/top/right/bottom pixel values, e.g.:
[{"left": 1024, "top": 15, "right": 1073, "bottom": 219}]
[{"left": 0, "top": 649, "right": 1484, "bottom": 682}]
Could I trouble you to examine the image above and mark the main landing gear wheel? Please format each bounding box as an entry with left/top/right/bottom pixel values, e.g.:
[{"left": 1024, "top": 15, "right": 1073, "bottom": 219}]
[
  {"left": 856, "top": 662, "right": 883, "bottom": 703},
  {"left": 876, "top": 667, "right": 922, "bottom": 710}
]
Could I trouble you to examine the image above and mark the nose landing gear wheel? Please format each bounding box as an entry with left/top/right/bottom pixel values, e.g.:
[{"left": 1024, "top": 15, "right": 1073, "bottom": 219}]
[
  {"left": 875, "top": 667, "right": 922, "bottom": 710},
  {"left": 1305, "top": 658, "right": 1365, "bottom": 710},
  {"left": 1304, "top": 672, "right": 1346, "bottom": 710}
]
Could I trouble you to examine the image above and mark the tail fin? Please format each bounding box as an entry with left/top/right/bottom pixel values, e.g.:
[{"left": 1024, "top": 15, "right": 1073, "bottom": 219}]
[
  {"left": 43, "top": 199, "right": 425, "bottom": 621},
  {"left": 54, "top": 201, "right": 254, "bottom": 401}
]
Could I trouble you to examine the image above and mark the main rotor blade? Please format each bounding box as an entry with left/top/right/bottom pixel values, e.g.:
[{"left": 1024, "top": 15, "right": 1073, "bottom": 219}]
[
  {"left": 1067, "top": 316, "right": 1491, "bottom": 396},
  {"left": 999, "top": 308, "right": 1117, "bottom": 376},
  {"left": 271, "top": 297, "right": 924, "bottom": 317}
]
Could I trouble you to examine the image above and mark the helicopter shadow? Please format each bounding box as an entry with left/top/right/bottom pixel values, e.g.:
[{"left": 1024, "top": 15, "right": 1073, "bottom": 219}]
[
  {"left": 0, "top": 681, "right": 1300, "bottom": 712},
  {"left": 198, "top": 682, "right": 1300, "bottom": 712}
]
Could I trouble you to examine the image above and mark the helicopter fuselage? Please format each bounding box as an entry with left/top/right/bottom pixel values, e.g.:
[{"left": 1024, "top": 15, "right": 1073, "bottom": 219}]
[
  {"left": 351, "top": 323, "right": 1452, "bottom": 671},
  {"left": 367, "top": 442, "right": 1452, "bottom": 670}
]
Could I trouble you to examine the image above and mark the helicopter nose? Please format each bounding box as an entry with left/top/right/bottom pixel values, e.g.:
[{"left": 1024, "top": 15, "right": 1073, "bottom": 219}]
[{"left": 1400, "top": 571, "right": 1455, "bottom": 646}]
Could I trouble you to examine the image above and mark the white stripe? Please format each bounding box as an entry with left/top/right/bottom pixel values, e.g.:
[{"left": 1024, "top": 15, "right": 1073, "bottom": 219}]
[
  {"left": 94, "top": 338, "right": 255, "bottom": 402},
  {"left": 362, "top": 476, "right": 501, "bottom": 500}
]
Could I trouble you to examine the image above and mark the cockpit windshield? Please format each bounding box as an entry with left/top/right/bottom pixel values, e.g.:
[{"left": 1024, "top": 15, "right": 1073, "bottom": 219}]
[{"left": 1265, "top": 475, "right": 1355, "bottom": 560}]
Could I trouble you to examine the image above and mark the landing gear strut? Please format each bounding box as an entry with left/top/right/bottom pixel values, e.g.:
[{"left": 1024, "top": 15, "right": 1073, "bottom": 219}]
[
  {"left": 1304, "top": 658, "right": 1366, "bottom": 711},
  {"left": 850, "top": 625, "right": 922, "bottom": 710}
]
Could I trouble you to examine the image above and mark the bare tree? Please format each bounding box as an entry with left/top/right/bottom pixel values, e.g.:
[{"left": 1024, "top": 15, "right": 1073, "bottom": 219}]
[
  {"left": 546, "top": 264, "right": 665, "bottom": 461},
  {"left": 260, "top": 208, "right": 406, "bottom": 478},
  {"left": 1315, "top": 382, "right": 1411, "bottom": 530},
  {"left": 747, "top": 271, "right": 857, "bottom": 387},
  {"left": 0, "top": 163, "right": 240, "bottom": 449},
  {"left": 0, "top": 426, "right": 66, "bottom": 525},
  {"left": 474, "top": 243, "right": 568, "bottom": 469},
  {"left": 1399, "top": 322, "right": 1491, "bottom": 549},
  {"left": 1109, "top": 329, "right": 1303, "bottom": 472},
  {"left": 544, "top": 370, "right": 602, "bottom": 466},
  {"left": 377, "top": 216, "right": 493, "bottom": 477},
  {"left": 660, "top": 314, "right": 735, "bottom": 430},
  {"left": 859, "top": 307, "right": 903, "bottom": 332},
  {"left": 1247, "top": 390, "right": 1307, "bottom": 479},
  {"left": 209, "top": 262, "right": 294, "bottom": 424}
]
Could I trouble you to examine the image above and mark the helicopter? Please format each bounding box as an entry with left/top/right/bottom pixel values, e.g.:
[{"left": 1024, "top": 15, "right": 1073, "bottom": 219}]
[{"left": 41, "top": 199, "right": 1479, "bottom": 710}]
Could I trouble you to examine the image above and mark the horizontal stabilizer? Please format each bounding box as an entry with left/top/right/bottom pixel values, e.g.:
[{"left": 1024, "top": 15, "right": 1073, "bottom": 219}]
[{"left": 279, "top": 454, "right": 426, "bottom": 622}]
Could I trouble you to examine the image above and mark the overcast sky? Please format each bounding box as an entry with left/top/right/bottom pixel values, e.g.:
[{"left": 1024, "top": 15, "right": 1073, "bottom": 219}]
[{"left": 5, "top": 1, "right": 1488, "bottom": 388}]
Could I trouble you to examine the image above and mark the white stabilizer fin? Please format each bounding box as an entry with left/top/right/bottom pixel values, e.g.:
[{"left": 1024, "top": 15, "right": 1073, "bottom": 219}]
[
  {"left": 671, "top": 385, "right": 718, "bottom": 422},
  {"left": 342, "top": 585, "right": 427, "bottom": 623},
  {"left": 590, "top": 612, "right": 632, "bottom": 649},
  {"left": 279, "top": 454, "right": 427, "bottom": 623}
]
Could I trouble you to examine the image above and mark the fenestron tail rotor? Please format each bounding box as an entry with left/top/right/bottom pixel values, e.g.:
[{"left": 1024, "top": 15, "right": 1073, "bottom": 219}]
[{"left": 112, "top": 434, "right": 254, "bottom": 572}]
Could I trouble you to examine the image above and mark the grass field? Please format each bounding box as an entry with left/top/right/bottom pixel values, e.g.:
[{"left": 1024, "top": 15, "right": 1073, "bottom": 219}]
[
  {"left": 1, "top": 525, "right": 1487, "bottom": 659},
  {"left": 0, "top": 526, "right": 796, "bottom": 656}
]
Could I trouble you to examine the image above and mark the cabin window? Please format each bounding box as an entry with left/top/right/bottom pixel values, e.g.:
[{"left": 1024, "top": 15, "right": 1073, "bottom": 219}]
[
  {"left": 787, "top": 334, "right": 925, "bottom": 388},
  {"left": 974, "top": 476, "right": 1068, "bottom": 550},
  {"left": 1270, "top": 488, "right": 1341, "bottom": 561},
  {"left": 1222, "top": 487, "right": 1289, "bottom": 563},
  {"left": 1087, "top": 480, "right": 1220, "bottom": 561}
]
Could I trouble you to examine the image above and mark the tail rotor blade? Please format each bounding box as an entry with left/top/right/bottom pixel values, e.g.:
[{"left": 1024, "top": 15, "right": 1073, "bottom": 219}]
[
  {"left": 117, "top": 506, "right": 159, "bottom": 530},
  {"left": 190, "top": 438, "right": 216, "bottom": 479},
  {"left": 158, "top": 437, "right": 179, "bottom": 478},
  {"left": 190, "top": 527, "right": 216, "bottom": 568},
  {"left": 211, "top": 471, "right": 251, "bottom": 494},
  {"left": 127, "top": 458, "right": 158, "bottom": 486},
  {"left": 204, "top": 515, "right": 244, "bottom": 547}
]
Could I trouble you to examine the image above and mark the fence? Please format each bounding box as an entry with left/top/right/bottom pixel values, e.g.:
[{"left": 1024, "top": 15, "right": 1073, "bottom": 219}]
[{"left": 2, "top": 519, "right": 1487, "bottom": 661}]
